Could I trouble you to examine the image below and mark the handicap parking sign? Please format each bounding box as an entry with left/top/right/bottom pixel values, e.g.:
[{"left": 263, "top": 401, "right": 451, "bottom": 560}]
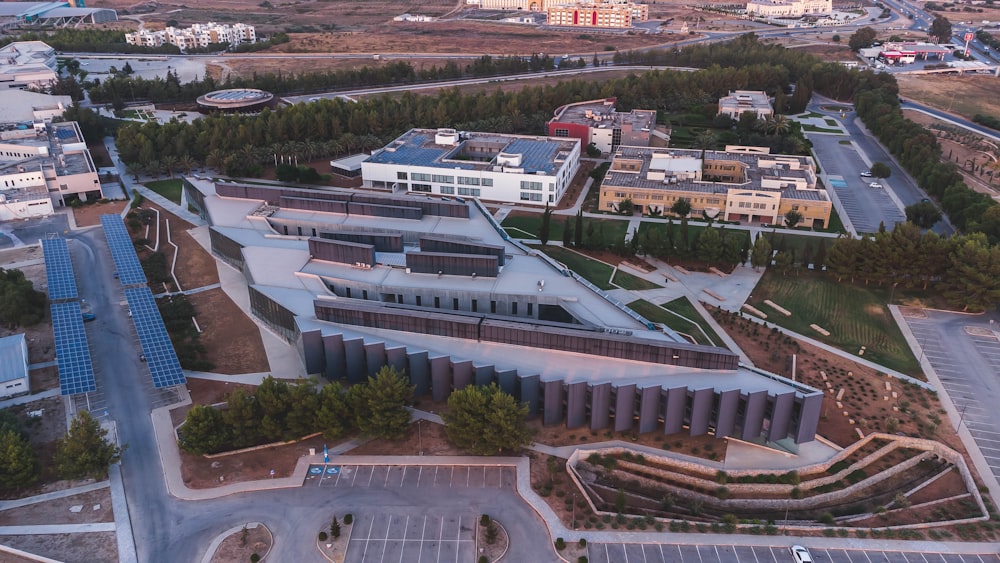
[
  {"left": 309, "top": 467, "right": 323, "bottom": 475},
  {"left": 325, "top": 466, "right": 340, "bottom": 475}
]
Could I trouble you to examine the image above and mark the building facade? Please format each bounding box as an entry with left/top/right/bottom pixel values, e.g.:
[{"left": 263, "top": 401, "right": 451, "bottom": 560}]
[
  {"left": 717, "top": 90, "right": 774, "bottom": 120},
  {"left": 0, "top": 334, "right": 29, "bottom": 399},
  {"left": 599, "top": 146, "right": 832, "bottom": 228},
  {"left": 0, "top": 121, "right": 101, "bottom": 209},
  {"left": 125, "top": 22, "right": 256, "bottom": 51},
  {"left": 0, "top": 41, "right": 57, "bottom": 90},
  {"left": 185, "top": 177, "right": 824, "bottom": 447},
  {"left": 745, "top": 0, "right": 832, "bottom": 17},
  {"left": 546, "top": 1, "right": 648, "bottom": 28},
  {"left": 547, "top": 98, "right": 656, "bottom": 154},
  {"left": 361, "top": 128, "right": 581, "bottom": 206}
]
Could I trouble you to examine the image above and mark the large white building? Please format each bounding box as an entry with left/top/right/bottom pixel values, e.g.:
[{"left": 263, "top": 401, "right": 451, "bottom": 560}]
[
  {"left": 0, "top": 333, "right": 29, "bottom": 399},
  {"left": 717, "top": 90, "right": 774, "bottom": 120},
  {"left": 745, "top": 0, "right": 831, "bottom": 17},
  {"left": 0, "top": 121, "right": 101, "bottom": 215},
  {"left": 361, "top": 128, "right": 581, "bottom": 206},
  {"left": 125, "top": 22, "right": 256, "bottom": 52},
  {"left": 0, "top": 41, "right": 58, "bottom": 90}
]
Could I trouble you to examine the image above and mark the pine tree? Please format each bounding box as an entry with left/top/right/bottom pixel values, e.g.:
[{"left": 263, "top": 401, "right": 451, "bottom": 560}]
[
  {"left": 442, "top": 383, "right": 534, "bottom": 455},
  {"left": 538, "top": 203, "right": 552, "bottom": 245},
  {"left": 0, "top": 429, "right": 38, "bottom": 492},
  {"left": 316, "top": 383, "right": 350, "bottom": 439},
  {"left": 346, "top": 366, "right": 414, "bottom": 440},
  {"left": 330, "top": 516, "right": 341, "bottom": 539},
  {"left": 750, "top": 234, "right": 772, "bottom": 270},
  {"left": 814, "top": 239, "right": 828, "bottom": 270},
  {"left": 562, "top": 218, "right": 572, "bottom": 247},
  {"left": 179, "top": 405, "right": 230, "bottom": 455},
  {"left": 54, "top": 411, "right": 123, "bottom": 480},
  {"left": 574, "top": 209, "right": 583, "bottom": 247}
]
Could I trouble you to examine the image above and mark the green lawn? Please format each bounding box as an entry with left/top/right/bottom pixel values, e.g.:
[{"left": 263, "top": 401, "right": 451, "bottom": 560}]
[
  {"left": 627, "top": 298, "right": 721, "bottom": 347},
  {"left": 144, "top": 178, "right": 183, "bottom": 204},
  {"left": 801, "top": 123, "right": 844, "bottom": 134},
  {"left": 535, "top": 246, "right": 614, "bottom": 289},
  {"left": 612, "top": 269, "right": 662, "bottom": 290},
  {"left": 637, "top": 221, "right": 751, "bottom": 248},
  {"left": 501, "top": 214, "right": 565, "bottom": 241},
  {"left": 748, "top": 270, "right": 922, "bottom": 377}
]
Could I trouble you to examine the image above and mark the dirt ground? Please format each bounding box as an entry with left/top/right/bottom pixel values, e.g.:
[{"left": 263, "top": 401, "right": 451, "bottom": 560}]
[
  {"left": 345, "top": 419, "right": 465, "bottom": 456},
  {"left": 902, "top": 109, "right": 999, "bottom": 196},
  {"left": 0, "top": 488, "right": 113, "bottom": 526},
  {"left": 317, "top": 520, "right": 354, "bottom": 562},
  {"left": 258, "top": 158, "right": 364, "bottom": 190},
  {"left": 186, "top": 288, "right": 270, "bottom": 375},
  {"left": 72, "top": 200, "right": 130, "bottom": 228},
  {"left": 531, "top": 419, "right": 728, "bottom": 462},
  {"left": 185, "top": 378, "right": 258, "bottom": 406},
  {"left": 476, "top": 518, "right": 508, "bottom": 562},
  {"left": 0, "top": 395, "right": 79, "bottom": 499},
  {"left": 0, "top": 532, "right": 118, "bottom": 563},
  {"left": 556, "top": 161, "right": 595, "bottom": 211},
  {"left": 179, "top": 430, "right": 332, "bottom": 489},
  {"left": 896, "top": 74, "right": 1000, "bottom": 123},
  {"left": 0, "top": 248, "right": 54, "bottom": 365},
  {"left": 29, "top": 366, "right": 59, "bottom": 392},
  {"left": 209, "top": 522, "right": 272, "bottom": 563}
]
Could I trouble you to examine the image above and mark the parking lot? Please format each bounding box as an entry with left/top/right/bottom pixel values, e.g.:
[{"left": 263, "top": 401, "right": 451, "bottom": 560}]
[
  {"left": 588, "top": 544, "right": 1000, "bottom": 563},
  {"left": 345, "top": 511, "right": 476, "bottom": 563},
  {"left": 904, "top": 311, "right": 1000, "bottom": 485},
  {"left": 305, "top": 464, "right": 516, "bottom": 490}
]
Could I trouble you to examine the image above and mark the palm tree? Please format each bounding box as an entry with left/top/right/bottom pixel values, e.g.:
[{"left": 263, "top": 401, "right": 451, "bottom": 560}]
[
  {"left": 770, "top": 115, "right": 790, "bottom": 136},
  {"left": 160, "top": 155, "right": 178, "bottom": 179},
  {"left": 125, "top": 163, "right": 141, "bottom": 182},
  {"left": 238, "top": 145, "right": 257, "bottom": 167},
  {"left": 178, "top": 154, "right": 197, "bottom": 176},
  {"left": 694, "top": 130, "right": 717, "bottom": 151},
  {"left": 144, "top": 160, "right": 161, "bottom": 180},
  {"left": 206, "top": 149, "right": 226, "bottom": 171}
]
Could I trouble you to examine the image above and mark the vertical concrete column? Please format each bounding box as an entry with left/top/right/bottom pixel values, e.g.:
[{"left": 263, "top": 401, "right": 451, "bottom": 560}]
[
  {"left": 589, "top": 382, "right": 612, "bottom": 431},
  {"left": 637, "top": 386, "right": 662, "bottom": 434},
  {"left": 474, "top": 365, "right": 494, "bottom": 387},
  {"left": 542, "top": 379, "right": 564, "bottom": 426},
  {"left": 769, "top": 392, "right": 795, "bottom": 440},
  {"left": 407, "top": 350, "right": 430, "bottom": 397},
  {"left": 795, "top": 393, "right": 824, "bottom": 444},
  {"left": 613, "top": 384, "right": 636, "bottom": 432},
  {"left": 497, "top": 369, "right": 517, "bottom": 396},
  {"left": 565, "top": 381, "right": 588, "bottom": 429},
  {"left": 385, "top": 346, "right": 407, "bottom": 375},
  {"left": 322, "top": 333, "right": 345, "bottom": 380},
  {"left": 518, "top": 374, "right": 540, "bottom": 416},
  {"left": 430, "top": 356, "right": 452, "bottom": 403},
  {"left": 689, "top": 388, "right": 715, "bottom": 436},
  {"left": 741, "top": 390, "right": 768, "bottom": 441},
  {"left": 714, "top": 389, "right": 740, "bottom": 438},
  {"left": 301, "top": 329, "right": 324, "bottom": 375},
  {"left": 663, "top": 386, "right": 687, "bottom": 435},
  {"left": 364, "top": 342, "right": 386, "bottom": 377},
  {"left": 343, "top": 338, "right": 366, "bottom": 383},
  {"left": 451, "top": 360, "right": 474, "bottom": 391}
]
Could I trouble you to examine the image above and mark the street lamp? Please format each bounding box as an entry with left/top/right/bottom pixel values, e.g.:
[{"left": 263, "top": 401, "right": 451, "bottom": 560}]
[{"left": 572, "top": 493, "right": 577, "bottom": 530}]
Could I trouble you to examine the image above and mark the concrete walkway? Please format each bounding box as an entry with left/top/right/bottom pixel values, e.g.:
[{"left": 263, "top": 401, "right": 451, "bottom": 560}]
[
  {"left": 0, "top": 388, "right": 59, "bottom": 410},
  {"left": 0, "top": 481, "right": 109, "bottom": 511},
  {"left": 0, "top": 523, "right": 116, "bottom": 535},
  {"left": 28, "top": 360, "right": 57, "bottom": 370},
  {"left": 183, "top": 371, "right": 274, "bottom": 385},
  {"left": 110, "top": 464, "right": 138, "bottom": 563}
]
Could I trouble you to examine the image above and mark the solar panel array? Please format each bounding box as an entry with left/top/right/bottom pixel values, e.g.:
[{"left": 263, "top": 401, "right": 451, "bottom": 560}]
[
  {"left": 100, "top": 214, "right": 147, "bottom": 286},
  {"left": 41, "top": 238, "right": 78, "bottom": 301},
  {"left": 51, "top": 301, "right": 96, "bottom": 395},
  {"left": 125, "top": 287, "right": 186, "bottom": 388}
]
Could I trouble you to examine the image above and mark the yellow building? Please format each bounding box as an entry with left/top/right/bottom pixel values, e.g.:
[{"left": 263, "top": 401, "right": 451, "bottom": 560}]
[
  {"left": 547, "top": 1, "right": 648, "bottom": 28},
  {"left": 599, "top": 146, "right": 832, "bottom": 228}
]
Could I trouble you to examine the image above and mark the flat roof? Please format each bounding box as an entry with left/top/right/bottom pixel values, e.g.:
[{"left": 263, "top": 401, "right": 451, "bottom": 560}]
[
  {"left": 331, "top": 153, "right": 370, "bottom": 170},
  {"left": 0, "top": 333, "right": 27, "bottom": 383},
  {"left": 550, "top": 98, "right": 656, "bottom": 131},
  {"left": 0, "top": 90, "right": 69, "bottom": 124},
  {"left": 365, "top": 129, "right": 578, "bottom": 175}
]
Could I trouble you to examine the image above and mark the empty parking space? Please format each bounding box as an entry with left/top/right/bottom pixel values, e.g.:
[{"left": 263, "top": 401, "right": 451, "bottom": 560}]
[
  {"left": 588, "top": 544, "right": 1000, "bottom": 563},
  {"left": 305, "top": 464, "right": 516, "bottom": 490},
  {"left": 345, "top": 512, "right": 475, "bottom": 563}
]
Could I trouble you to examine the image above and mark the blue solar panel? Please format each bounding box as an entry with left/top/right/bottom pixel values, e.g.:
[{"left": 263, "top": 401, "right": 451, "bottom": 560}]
[
  {"left": 100, "top": 214, "right": 147, "bottom": 286},
  {"left": 51, "top": 302, "right": 96, "bottom": 395},
  {"left": 41, "top": 238, "right": 78, "bottom": 301},
  {"left": 124, "top": 287, "right": 186, "bottom": 389}
]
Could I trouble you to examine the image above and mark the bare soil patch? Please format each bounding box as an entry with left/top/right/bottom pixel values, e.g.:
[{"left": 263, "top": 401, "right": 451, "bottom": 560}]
[
  {"left": 29, "top": 366, "right": 59, "bottom": 392},
  {"left": 186, "top": 378, "right": 258, "bottom": 406},
  {"left": 317, "top": 519, "right": 353, "bottom": 562},
  {"left": 179, "top": 429, "right": 330, "bottom": 489},
  {"left": 906, "top": 467, "right": 968, "bottom": 505},
  {"left": 72, "top": 200, "right": 129, "bottom": 228},
  {"left": 476, "top": 517, "right": 509, "bottom": 562},
  {"left": 171, "top": 229, "right": 220, "bottom": 290},
  {"left": 0, "top": 488, "right": 113, "bottom": 526},
  {"left": 902, "top": 109, "right": 999, "bottom": 196},
  {"left": 209, "top": 522, "right": 272, "bottom": 563},
  {"left": 788, "top": 42, "right": 856, "bottom": 62},
  {"left": 344, "top": 419, "right": 465, "bottom": 456},
  {"left": 0, "top": 245, "right": 42, "bottom": 267},
  {"left": 186, "top": 288, "right": 269, "bottom": 375},
  {"left": 531, "top": 419, "right": 728, "bottom": 463},
  {"left": 0, "top": 532, "right": 117, "bottom": 563}
]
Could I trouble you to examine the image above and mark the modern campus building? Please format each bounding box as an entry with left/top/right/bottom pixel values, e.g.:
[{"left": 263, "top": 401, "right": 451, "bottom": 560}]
[
  {"left": 466, "top": 0, "right": 548, "bottom": 11},
  {"left": 0, "top": 333, "right": 29, "bottom": 399},
  {"left": 0, "top": 41, "right": 58, "bottom": 90},
  {"left": 745, "top": 0, "right": 831, "bottom": 17},
  {"left": 361, "top": 128, "right": 581, "bottom": 206},
  {"left": 0, "top": 120, "right": 101, "bottom": 214},
  {"left": 125, "top": 22, "right": 256, "bottom": 51},
  {"left": 196, "top": 88, "right": 276, "bottom": 114},
  {"left": 547, "top": 98, "right": 657, "bottom": 154},
  {"left": 598, "top": 146, "right": 833, "bottom": 228},
  {"left": 546, "top": 1, "right": 648, "bottom": 28},
  {"left": 0, "top": 2, "right": 117, "bottom": 31},
  {"left": 184, "top": 177, "right": 823, "bottom": 447},
  {"left": 717, "top": 90, "right": 774, "bottom": 120}
]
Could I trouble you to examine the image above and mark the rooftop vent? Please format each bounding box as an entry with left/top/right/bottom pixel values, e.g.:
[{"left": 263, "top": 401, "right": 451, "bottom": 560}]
[{"left": 435, "top": 128, "right": 459, "bottom": 146}]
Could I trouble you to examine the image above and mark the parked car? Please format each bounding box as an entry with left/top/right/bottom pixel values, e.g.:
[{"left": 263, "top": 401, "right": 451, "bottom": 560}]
[
  {"left": 869, "top": 182, "right": 882, "bottom": 189},
  {"left": 791, "top": 545, "right": 813, "bottom": 563},
  {"left": 82, "top": 313, "right": 96, "bottom": 322},
  {"left": 860, "top": 170, "right": 873, "bottom": 177}
]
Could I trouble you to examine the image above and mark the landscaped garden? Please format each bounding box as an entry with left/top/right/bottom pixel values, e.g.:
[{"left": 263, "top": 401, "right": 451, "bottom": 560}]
[
  {"left": 144, "top": 178, "right": 183, "bottom": 204},
  {"left": 627, "top": 298, "right": 720, "bottom": 347}
]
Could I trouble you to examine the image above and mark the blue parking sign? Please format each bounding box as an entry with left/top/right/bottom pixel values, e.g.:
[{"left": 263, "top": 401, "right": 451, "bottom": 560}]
[
  {"left": 326, "top": 466, "right": 340, "bottom": 475},
  {"left": 309, "top": 467, "right": 323, "bottom": 475}
]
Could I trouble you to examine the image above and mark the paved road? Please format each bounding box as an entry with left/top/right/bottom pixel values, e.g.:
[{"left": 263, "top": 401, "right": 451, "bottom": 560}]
[{"left": 590, "top": 543, "right": 1000, "bottom": 563}]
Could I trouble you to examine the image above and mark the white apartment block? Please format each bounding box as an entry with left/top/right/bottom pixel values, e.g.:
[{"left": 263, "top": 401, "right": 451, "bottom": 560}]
[
  {"left": 745, "top": 0, "right": 831, "bottom": 17},
  {"left": 125, "top": 22, "right": 256, "bottom": 52},
  {"left": 362, "top": 128, "right": 581, "bottom": 206},
  {"left": 718, "top": 90, "right": 774, "bottom": 120}
]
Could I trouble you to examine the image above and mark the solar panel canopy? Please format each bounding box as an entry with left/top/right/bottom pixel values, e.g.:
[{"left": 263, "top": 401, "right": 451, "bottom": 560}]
[
  {"left": 100, "top": 214, "right": 147, "bottom": 286},
  {"left": 41, "top": 238, "right": 78, "bottom": 301},
  {"left": 125, "top": 287, "right": 186, "bottom": 388},
  {"left": 51, "top": 302, "right": 96, "bottom": 395}
]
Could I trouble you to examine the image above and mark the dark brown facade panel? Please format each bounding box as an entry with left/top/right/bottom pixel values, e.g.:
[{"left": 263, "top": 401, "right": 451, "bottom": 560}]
[
  {"left": 302, "top": 329, "right": 324, "bottom": 374},
  {"left": 405, "top": 252, "right": 499, "bottom": 278},
  {"left": 542, "top": 380, "right": 563, "bottom": 426},
  {"left": 348, "top": 202, "right": 423, "bottom": 221},
  {"left": 322, "top": 333, "right": 345, "bottom": 380},
  {"left": 637, "top": 386, "right": 661, "bottom": 434},
  {"left": 281, "top": 196, "right": 348, "bottom": 215},
  {"left": 663, "top": 386, "right": 687, "bottom": 434},
  {"left": 308, "top": 238, "right": 375, "bottom": 267},
  {"left": 589, "top": 383, "right": 612, "bottom": 431},
  {"left": 452, "top": 360, "right": 474, "bottom": 391},
  {"left": 320, "top": 231, "right": 403, "bottom": 253},
  {"left": 714, "top": 389, "right": 741, "bottom": 438},
  {"left": 408, "top": 350, "right": 430, "bottom": 396},
  {"left": 565, "top": 381, "right": 588, "bottom": 429},
  {"left": 614, "top": 384, "right": 636, "bottom": 432},
  {"left": 769, "top": 392, "right": 795, "bottom": 440},
  {"left": 795, "top": 393, "right": 824, "bottom": 444},
  {"left": 352, "top": 193, "right": 469, "bottom": 218},
  {"left": 419, "top": 235, "right": 506, "bottom": 266},
  {"left": 209, "top": 227, "right": 245, "bottom": 269},
  {"left": 741, "top": 391, "right": 769, "bottom": 441},
  {"left": 430, "top": 356, "right": 452, "bottom": 403},
  {"left": 475, "top": 365, "right": 494, "bottom": 387},
  {"left": 689, "top": 388, "right": 715, "bottom": 436},
  {"left": 365, "top": 342, "right": 386, "bottom": 377}
]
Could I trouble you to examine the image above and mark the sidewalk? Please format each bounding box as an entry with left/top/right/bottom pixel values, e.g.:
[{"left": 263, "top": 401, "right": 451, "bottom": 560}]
[
  {"left": 0, "top": 481, "right": 109, "bottom": 511},
  {"left": 0, "top": 388, "right": 59, "bottom": 410}
]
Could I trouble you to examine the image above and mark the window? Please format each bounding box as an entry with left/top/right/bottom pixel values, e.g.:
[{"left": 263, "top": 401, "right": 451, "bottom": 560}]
[
  {"left": 431, "top": 174, "right": 454, "bottom": 184},
  {"left": 520, "top": 192, "right": 542, "bottom": 202},
  {"left": 439, "top": 185, "right": 455, "bottom": 195},
  {"left": 434, "top": 297, "right": 440, "bottom": 308},
  {"left": 397, "top": 171, "right": 408, "bottom": 180},
  {"left": 411, "top": 172, "right": 431, "bottom": 182},
  {"left": 527, "top": 303, "right": 533, "bottom": 316},
  {"left": 548, "top": 183, "right": 555, "bottom": 191},
  {"left": 520, "top": 181, "right": 543, "bottom": 191},
  {"left": 396, "top": 182, "right": 408, "bottom": 190},
  {"left": 472, "top": 299, "right": 478, "bottom": 312},
  {"left": 453, "top": 298, "right": 459, "bottom": 310},
  {"left": 511, "top": 302, "right": 518, "bottom": 315},
  {"left": 554, "top": 128, "right": 569, "bottom": 137},
  {"left": 490, "top": 300, "right": 497, "bottom": 313},
  {"left": 457, "top": 177, "right": 480, "bottom": 185},
  {"left": 457, "top": 187, "right": 481, "bottom": 197},
  {"left": 481, "top": 178, "right": 493, "bottom": 187},
  {"left": 412, "top": 183, "right": 432, "bottom": 193},
  {"left": 416, "top": 296, "right": 422, "bottom": 306},
  {"left": 615, "top": 192, "right": 626, "bottom": 198}
]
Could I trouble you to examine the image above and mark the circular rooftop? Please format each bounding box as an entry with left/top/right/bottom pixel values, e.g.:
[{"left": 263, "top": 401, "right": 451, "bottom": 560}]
[{"left": 196, "top": 88, "right": 275, "bottom": 112}]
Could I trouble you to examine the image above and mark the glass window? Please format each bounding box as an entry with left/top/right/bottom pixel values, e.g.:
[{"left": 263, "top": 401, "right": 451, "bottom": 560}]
[
  {"left": 457, "top": 187, "right": 481, "bottom": 197},
  {"left": 481, "top": 178, "right": 493, "bottom": 187},
  {"left": 431, "top": 174, "right": 454, "bottom": 184},
  {"left": 439, "top": 185, "right": 455, "bottom": 195},
  {"left": 411, "top": 172, "right": 431, "bottom": 182},
  {"left": 412, "top": 183, "right": 432, "bottom": 193},
  {"left": 396, "top": 171, "right": 408, "bottom": 180}
]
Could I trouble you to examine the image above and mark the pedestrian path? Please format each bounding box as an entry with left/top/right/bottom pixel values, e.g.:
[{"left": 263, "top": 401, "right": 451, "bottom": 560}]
[
  {"left": 132, "top": 185, "right": 205, "bottom": 227},
  {"left": 0, "top": 388, "right": 59, "bottom": 410},
  {"left": 153, "top": 283, "right": 221, "bottom": 299},
  {"left": 0, "top": 481, "right": 109, "bottom": 511},
  {"left": 183, "top": 371, "right": 274, "bottom": 385},
  {"left": 0, "top": 523, "right": 116, "bottom": 534},
  {"left": 28, "top": 360, "right": 57, "bottom": 370}
]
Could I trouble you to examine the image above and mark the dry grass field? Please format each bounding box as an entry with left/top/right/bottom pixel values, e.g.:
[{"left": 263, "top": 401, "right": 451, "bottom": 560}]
[{"left": 896, "top": 74, "right": 1000, "bottom": 122}]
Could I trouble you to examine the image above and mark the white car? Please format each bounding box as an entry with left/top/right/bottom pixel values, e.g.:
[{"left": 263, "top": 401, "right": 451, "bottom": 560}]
[
  {"left": 869, "top": 182, "right": 882, "bottom": 189},
  {"left": 860, "top": 170, "right": 873, "bottom": 177},
  {"left": 791, "top": 545, "right": 813, "bottom": 563}
]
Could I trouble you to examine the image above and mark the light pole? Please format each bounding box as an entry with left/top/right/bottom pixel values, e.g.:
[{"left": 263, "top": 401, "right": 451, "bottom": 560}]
[
  {"left": 572, "top": 493, "right": 577, "bottom": 530},
  {"left": 417, "top": 419, "right": 423, "bottom": 456}
]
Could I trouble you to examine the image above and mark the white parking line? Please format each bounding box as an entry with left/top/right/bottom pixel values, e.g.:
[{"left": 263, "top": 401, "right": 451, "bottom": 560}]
[
  {"left": 335, "top": 467, "right": 344, "bottom": 486},
  {"left": 398, "top": 515, "right": 409, "bottom": 563},
  {"left": 433, "top": 466, "right": 439, "bottom": 486},
  {"left": 435, "top": 517, "right": 444, "bottom": 563},
  {"left": 352, "top": 466, "right": 360, "bottom": 487},
  {"left": 400, "top": 466, "right": 407, "bottom": 487},
  {"left": 417, "top": 516, "right": 427, "bottom": 563},
  {"left": 378, "top": 515, "right": 392, "bottom": 562},
  {"left": 368, "top": 466, "right": 376, "bottom": 487},
  {"left": 454, "top": 516, "right": 461, "bottom": 563},
  {"left": 359, "top": 514, "right": 376, "bottom": 562}
]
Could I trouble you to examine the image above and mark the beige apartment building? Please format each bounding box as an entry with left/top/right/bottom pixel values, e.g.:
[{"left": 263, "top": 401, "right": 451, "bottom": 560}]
[{"left": 547, "top": 1, "right": 648, "bottom": 28}]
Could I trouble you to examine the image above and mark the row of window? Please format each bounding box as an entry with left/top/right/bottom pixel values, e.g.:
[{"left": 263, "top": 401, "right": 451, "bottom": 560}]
[
  {"left": 734, "top": 201, "right": 776, "bottom": 210},
  {"left": 520, "top": 180, "right": 543, "bottom": 191},
  {"left": 398, "top": 171, "right": 494, "bottom": 187},
  {"left": 520, "top": 192, "right": 543, "bottom": 202}
]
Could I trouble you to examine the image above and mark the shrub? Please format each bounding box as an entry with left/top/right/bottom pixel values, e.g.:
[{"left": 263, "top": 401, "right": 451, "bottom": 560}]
[
  {"left": 819, "top": 512, "right": 835, "bottom": 525},
  {"left": 555, "top": 537, "right": 566, "bottom": 550},
  {"left": 578, "top": 538, "right": 587, "bottom": 547},
  {"left": 480, "top": 514, "right": 491, "bottom": 526},
  {"left": 479, "top": 557, "right": 488, "bottom": 563},
  {"left": 318, "top": 531, "right": 327, "bottom": 541},
  {"left": 578, "top": 557, "right": 589, "bottom": 563},
  {"left": 344, "top": 514, "right": 353, "bottom": 525},
  {"left": 250, "top": 555, "right": 260, "bottom": 563}
]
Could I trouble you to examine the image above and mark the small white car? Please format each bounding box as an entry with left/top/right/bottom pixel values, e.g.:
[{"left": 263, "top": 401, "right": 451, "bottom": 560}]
[
  {"left": 860, "top": 171, "right": 873, "bottom": 177},
  {"left": 791, "top": 545, "right": 813, "bottom": 563},
  {"left": 869, "top": 182, "right": 882, "bottom": 189}
]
